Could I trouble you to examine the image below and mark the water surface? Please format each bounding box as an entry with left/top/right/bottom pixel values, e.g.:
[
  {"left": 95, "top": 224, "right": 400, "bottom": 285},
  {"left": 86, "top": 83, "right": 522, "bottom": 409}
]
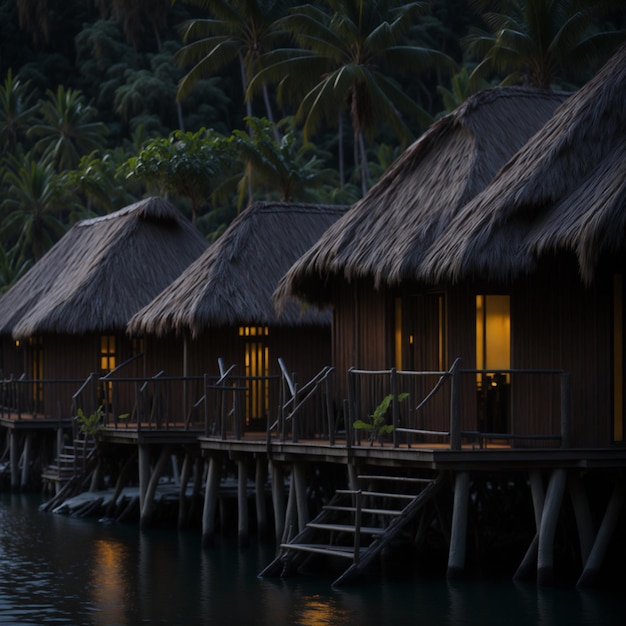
[{"left": 0, "top": 493, "right": 622, "bottom": 625}]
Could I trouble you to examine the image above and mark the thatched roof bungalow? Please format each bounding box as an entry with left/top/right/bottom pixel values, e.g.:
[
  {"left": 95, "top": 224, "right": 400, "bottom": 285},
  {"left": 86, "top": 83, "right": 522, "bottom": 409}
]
[
  {"left": 410, "top": 42, "right": 626, "bottom": 448},
  {"left": 129, "top": 201, "right": 347, "bottom": 428},
  {"left": 275, "top": 87, "right": 568, "bottom": 423},
  {"left": 0, "top": 197, "right": 208, "bottom": 414},
  {"left": 278, "top": 43, "right": 626, "bottom": 450},
  {"left": 277, "top": 86, "right": 569, "bottom": 308}
]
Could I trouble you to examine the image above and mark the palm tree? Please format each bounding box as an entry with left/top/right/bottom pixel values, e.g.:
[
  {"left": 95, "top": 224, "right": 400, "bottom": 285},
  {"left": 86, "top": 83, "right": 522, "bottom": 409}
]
[
  {"left": 27, "top": 86, "right": 108, "bottom": 171},
  {"left": 231, "top": 116, "right": 338, "bottom": 206},
  {"left": 1, "top": 154, "right": 69, "bottom": 262},
  {"left": 175, "top": 0, "right": 289, "bottom": 128},
  {"left": 464, "top": 0, "right": 626, "bottom": 89},
  {"left": 0, "top": 69, "right": 38, "bottom": 157},
  {"left": 250, "top": 0, "right": 455, "bottom": 194},
  {"left": 95, "top": 0, "right": 171, "bottom": 50}
]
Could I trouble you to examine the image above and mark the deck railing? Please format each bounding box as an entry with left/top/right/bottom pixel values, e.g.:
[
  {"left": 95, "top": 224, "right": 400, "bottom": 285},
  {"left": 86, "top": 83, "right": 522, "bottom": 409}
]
[
  {"left": 0, "top": 375, "right": 87, "bottom": 422},
  {"left": 346, "top": 360, "right": 570, "bottom": 450},
  {"left": 70, "top": 372, "right": 210, "bottom": 431},
  {"left": 267, "top": 359, "right": 335, "bottom": 445}
]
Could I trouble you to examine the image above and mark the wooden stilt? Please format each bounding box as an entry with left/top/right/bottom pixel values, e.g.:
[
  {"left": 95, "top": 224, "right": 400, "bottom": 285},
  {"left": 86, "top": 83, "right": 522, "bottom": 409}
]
[
  {"left": 20, "top": 433, "right": 31, "bottom": 489},
  {"left": 347, "top": 463, "right": 358, "bottom": 491},
  {"left": 140, "top": 445, "right": 171, "bottom": 529},
  {"left": 237, "top": 457, "right": 249, "bottom": 546},
  {"left": 281, "top": 471, "right": 297, "bottom": 544},
  {"left": 255, "top": 456, "right": 269, "bottom": 539},
  {"left": 292, "top": 462, "right": 309, "bottom": 532},
  {"left": 514, "top": 471, "right": 545, "bottom": 581},
  {"left": 568, "top": 473, "right": 594, "bottom": 565},
  {"left": 271, "top": 462, "right": 286, "bottom": 545},
  {"left": 10, "top": 431, "right": 19, "bottom": 490},
  {"left": 89, "top": 457, "right": 102, "bottom": 492},
  {"left": 537, "top": 468, "right": 567, "bottom": 586},
  {"left": 178, "top": 451, "right": 192, "bottom": 529},
  {"left": 138, "top": 444, "right": 150, "bottom": 515},
  {"left": 189, "top": 457, "right": 203, "bottom": 523},
  {"left": 56, "top": 427, "right": 64, "bottom": 457},
  {"left": 202, "top": 455, "right": 221, "bottom": 547},
  {"left": 577, "top": 481, "right": 624, "bottom": 588},
  {"left": 447, "top": 471, "right": 469, "bottom": 579},
  {"left": 107, "top": 453, "right": 135, "bottom": 517}
]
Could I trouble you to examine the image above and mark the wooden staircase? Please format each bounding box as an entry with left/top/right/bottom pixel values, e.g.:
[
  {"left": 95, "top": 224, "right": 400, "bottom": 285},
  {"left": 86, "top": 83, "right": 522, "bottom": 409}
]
[
  {"left": 41, "top": 438, "right": 96, "bottom": 494},
  {"left": 259, "top": 471, "right": 444, "bottom": 587}
]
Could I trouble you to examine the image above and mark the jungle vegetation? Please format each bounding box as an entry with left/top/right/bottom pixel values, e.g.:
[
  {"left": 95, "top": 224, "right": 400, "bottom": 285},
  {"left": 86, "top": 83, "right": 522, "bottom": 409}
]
[{"left": 0, "top": 0, "right": 623, "bottom": 291}]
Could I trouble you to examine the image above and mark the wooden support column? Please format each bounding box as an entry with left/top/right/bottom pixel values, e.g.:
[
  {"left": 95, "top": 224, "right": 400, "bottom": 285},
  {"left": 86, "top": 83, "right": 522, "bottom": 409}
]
[
  {"left": 281, "top": 470, "right": 298, "bottom": 544},
  {"left": 202, "top": 454, "right": 221, "bottom": 547},
  {"left": 347, "top": 463, "right": 359, "bottom": 491},
  {"left": 270, "top": 462, "right": 286, "bottom": 545},
  {"left": 514, "top": 470, "right": 545, "bottom": 581},
  {"left": 237, "top": 457, "right": 249, "bottom": 546},
  {"left": 292, "top": 462, "right": 309, "bottom": 532},
  {"left": 537, "top": 468, "right": 567, "bottom": 586},
  {"left": 107, "top": 452, "right": 135, "bottom": 518},
  {"left": 577, "top": 481, "right": 624, "bottom": 588},
  {"left": 568, "top": 473, "right": 594, "bottom": 565},
  {"left": 447, "top": 471, "right": 470, "bottom": 579},
  {"left": 255, "top": 456, "right": 269, "bottom": 539},
  {"left": 140, "top": 445, "right": 171, "bottom": 529},
  {"left": 138, "top": 444, "right": 150, "bottom": 515},
  {"left": 178, "top": 451, "right": 192, "bottom": 529},
  {"left": 20, "top": 433, "right": 32, "bottom": 489},
  {"left": 56, "top": 427, "right": 64, "bottom": 457},
  {"left": 9, "top": 431, "right": 19, "bottom": 491}
]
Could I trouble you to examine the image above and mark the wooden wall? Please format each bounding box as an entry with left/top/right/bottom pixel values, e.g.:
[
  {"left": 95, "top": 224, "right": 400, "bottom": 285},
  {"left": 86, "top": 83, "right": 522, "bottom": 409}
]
[{"left": 512, "top": 257, "right": 614, "bottom": 448}]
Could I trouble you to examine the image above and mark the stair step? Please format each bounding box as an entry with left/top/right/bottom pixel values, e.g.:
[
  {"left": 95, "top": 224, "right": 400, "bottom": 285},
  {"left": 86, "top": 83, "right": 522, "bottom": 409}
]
[
  {"left": 358, "top": 475, "right": 434, "bottom": 484},
  {"left": 323, "top": 505, "right": 403, "bottom": 516},
  {"left": 279, "top": 544, "right": 359, "bottom": 560},
  {"left": 306, "top": 522, "right": 386, "bottom": 535},
  {"left": 336, "top": 489, "right": 415, "bottom": 500}
]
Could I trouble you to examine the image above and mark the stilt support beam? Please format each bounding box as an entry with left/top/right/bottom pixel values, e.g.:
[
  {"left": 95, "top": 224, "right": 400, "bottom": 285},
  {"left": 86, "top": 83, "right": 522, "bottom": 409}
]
[
  {"left": 537, "top": 468, "right": 566, "bottom": 586},
  {"left": 447, "top": 471, "right": 469, "bottom": 579}
]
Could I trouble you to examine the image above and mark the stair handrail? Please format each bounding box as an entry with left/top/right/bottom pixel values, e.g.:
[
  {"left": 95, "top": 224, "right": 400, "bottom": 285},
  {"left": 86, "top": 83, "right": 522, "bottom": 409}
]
[{"left": 269, "top": 360, "right": 335, "bottom": 445}]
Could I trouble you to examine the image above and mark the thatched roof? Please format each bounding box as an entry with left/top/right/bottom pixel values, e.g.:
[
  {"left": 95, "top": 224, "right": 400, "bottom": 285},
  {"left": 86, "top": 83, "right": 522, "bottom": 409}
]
[
  {"left": 0, "top": 197, "right": 209, "bottom": 338},
  {"left": 128, "top": 201, "right": 347, "bottom": 337},
  {"left": 419, "top": 43, "right": 626, "bottom": 285},
  {"left": 275, "top": 86, "right": 569, "bottom": 308}
]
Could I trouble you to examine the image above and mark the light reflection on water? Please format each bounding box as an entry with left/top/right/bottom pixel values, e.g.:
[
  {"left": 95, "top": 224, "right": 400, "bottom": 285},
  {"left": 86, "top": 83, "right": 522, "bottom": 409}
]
[{"left": 0, "top": 492, "right": 623, "bottom": 625}]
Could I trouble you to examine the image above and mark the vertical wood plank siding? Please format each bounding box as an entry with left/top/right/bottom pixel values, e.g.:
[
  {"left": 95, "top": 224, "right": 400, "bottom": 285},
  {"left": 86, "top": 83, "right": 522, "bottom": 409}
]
[{"left": 512, "top": 257, "right": 613, "bottom": 448}]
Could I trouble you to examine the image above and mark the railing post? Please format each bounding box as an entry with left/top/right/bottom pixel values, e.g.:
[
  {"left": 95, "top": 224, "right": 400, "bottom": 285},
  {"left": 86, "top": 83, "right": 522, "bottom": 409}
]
[
  {"left": 560, "top": 371, "right": 571, "bottom": 448},
  {"left": 354, "top": 489, "right": 362, "bottom": 564},
  {"left": 291, "top": 382, "right": 299, "bottom": 443},
  {"left": 325, "top": 369, "right": 335, "bottom": 446},
  {"left": 346, "top": 368, "right": 355, "bottom": 449},
  {"left": 450, "top": 359, "right": 462, "bottom": 451},
  {"left": 391, "top": 367, "right": 399, "bottom": 448},
  {"left": 203, "top": 374, "right": 209, "bottom": 436}
]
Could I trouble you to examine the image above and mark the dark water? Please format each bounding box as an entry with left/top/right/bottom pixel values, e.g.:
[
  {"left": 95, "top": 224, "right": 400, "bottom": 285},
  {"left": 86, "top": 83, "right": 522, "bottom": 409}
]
[{"left": 0, "top": 493, "right": 623, "bottom": 626}]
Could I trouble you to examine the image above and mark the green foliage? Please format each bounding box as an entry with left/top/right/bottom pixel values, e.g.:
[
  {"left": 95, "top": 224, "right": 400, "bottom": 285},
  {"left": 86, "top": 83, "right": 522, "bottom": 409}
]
[
  {"left": 0, "top": 69, "right": 38, "bottom": 157},
  {"left": 1, "top": 152, "right": 70, "bottom": 261},
  {"left": 27, "top": 85, "right": 108, "bottom": 170},
  {"left": 463, "top": 0, "right": 626, "bottom": 90},
  {"left": 75, "top": 405, "right": 105, "bottom": 438},
  {"left": 122, "top": 127, "right": 235, "bottom": 223},
  {"left": 353, "top": 392, "right": 409, "bottom": 446},
  {"left": 231, "top": 116, "right": 339, "bottom": 207}
]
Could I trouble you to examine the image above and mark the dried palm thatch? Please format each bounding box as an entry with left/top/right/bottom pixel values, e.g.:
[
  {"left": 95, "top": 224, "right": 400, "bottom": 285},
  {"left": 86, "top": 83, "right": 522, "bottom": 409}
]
[
  {"left": 0, "top": 197, "right": 209, "bottom": 338},
  {"left": 275, "top": 86, "right": 569, "bottom": 308},
  {"left": 128, "top": 202, "right": 347, "bottom": 338},
  {"left": 419, "top": 43, "right": 626, "bottom": 285}
]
